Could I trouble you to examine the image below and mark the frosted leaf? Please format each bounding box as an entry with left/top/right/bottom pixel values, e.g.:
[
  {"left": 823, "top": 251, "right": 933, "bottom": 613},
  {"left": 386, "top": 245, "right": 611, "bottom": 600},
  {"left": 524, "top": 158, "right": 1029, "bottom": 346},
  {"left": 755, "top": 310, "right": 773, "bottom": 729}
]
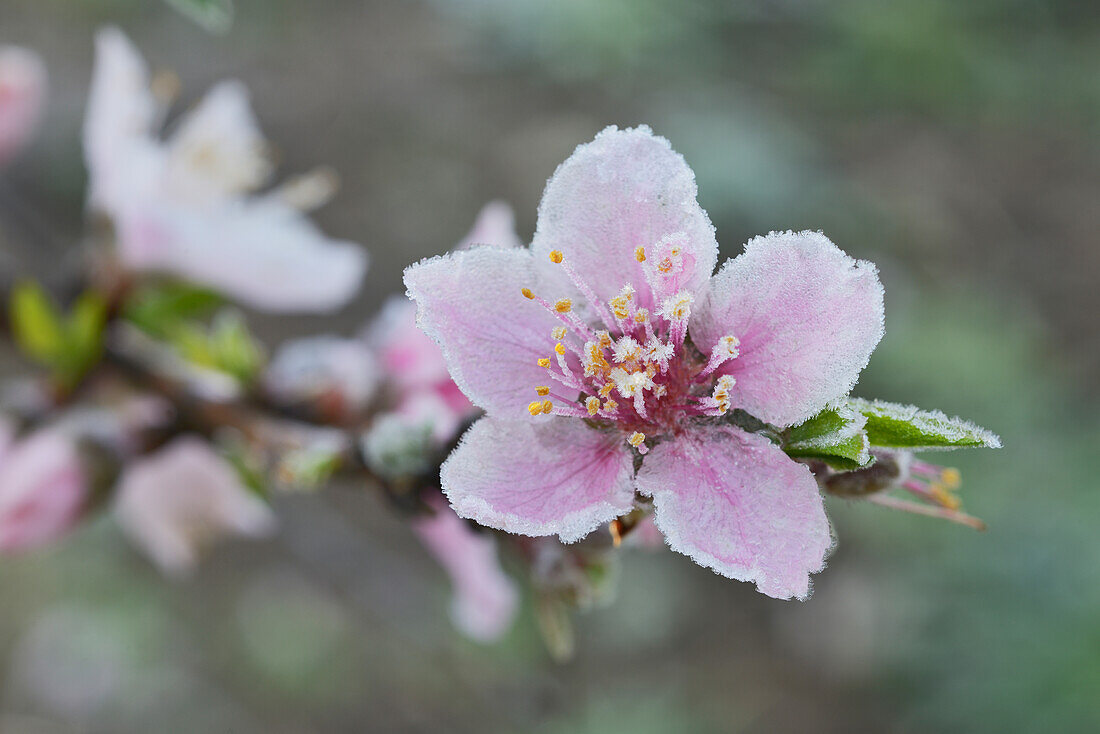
[
  {"left": 784, "top": 402, "right": 872, "bottom": 469},
  {"left": 440, "top": 416, "right": 636, "bottom": 543},
  {"left": 850, "top": 398, "right": 1002, "bottom": 451}
]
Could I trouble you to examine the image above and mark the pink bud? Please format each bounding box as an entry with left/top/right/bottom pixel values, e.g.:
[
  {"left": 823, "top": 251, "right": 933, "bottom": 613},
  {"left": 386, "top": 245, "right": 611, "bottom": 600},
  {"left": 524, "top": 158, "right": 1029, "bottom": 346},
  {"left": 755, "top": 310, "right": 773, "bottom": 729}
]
[{"left": 0, "top": 46, "right": 47, "bottom": 167}]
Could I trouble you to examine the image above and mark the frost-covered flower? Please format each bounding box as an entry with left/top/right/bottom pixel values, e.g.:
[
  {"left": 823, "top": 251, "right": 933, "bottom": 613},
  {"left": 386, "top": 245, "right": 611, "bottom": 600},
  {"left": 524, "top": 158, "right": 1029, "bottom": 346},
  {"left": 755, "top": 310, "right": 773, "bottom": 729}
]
[
  {"left": 264, "top": 335, "right": 379, "bottom": 418},
  {"left": 83, "top": 28, "right": 366, "bottom": 313},
  {"left": 114, "top": 436, "right": 276, "bottom": 575},
  {"left": 0, "top": 46, "right": 46, "bottom": 166},
  {"left": 405, "top": 126, "right": 885, "bottom": 599},
  {"left": 0, "top": 422, "right": 87, "bottom": 552},
  {"left": 413, "top": 496, "right": 518, "bottom": 642}
]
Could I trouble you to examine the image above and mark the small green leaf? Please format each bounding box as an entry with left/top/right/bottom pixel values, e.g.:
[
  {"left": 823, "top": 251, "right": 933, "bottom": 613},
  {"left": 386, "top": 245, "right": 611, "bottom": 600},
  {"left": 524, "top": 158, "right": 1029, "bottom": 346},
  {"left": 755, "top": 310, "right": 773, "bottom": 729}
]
[
  {"left": 165, "top": 0, "right": 234, "bottom": 33},
  {"left": 163, "top": 309, "right": 265, "bottom": 384},
  {"left": 784, "top": 403, "right": 873, "bottom": 469},
  {"left": 124, "top": 282, "right": 223, "bottom": 339},
  {"left": 850, "top": 398, "right": 1002, "bottom": 450},
  {"left": 67, "top": 292, "right": 107, "bottom": 366},
  {"left": 10, "top": 280, "right": 66, "bottom": 366}
]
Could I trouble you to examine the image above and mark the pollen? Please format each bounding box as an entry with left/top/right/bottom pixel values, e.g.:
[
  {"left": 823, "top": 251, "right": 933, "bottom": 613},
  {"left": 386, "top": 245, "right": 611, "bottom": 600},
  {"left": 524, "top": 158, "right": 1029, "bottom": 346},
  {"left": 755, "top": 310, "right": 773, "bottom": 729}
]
[
  {"left": 551, "top": 326, "right": 567, "bottom": 340},
  {"left": 537, "top": 357, "right": 551, "bottom": 368},
  {"left": 586, "top": 396, "right": 600, "bottom": 415},
  {"left": 603, "top": 398, "right": 619, "bottom": 411},
  {"left": 940, "top": 467, "right": 961, "bottom": 489},
  {"left": 718, "top": 335, "right": 741, "bottom": 357},
  {"left": 521, "top": 287, "right": 535, "bottom": 299},
  {"left": 628, "top": 432, "right": 646, "bottom": 447},
  {"left": 554, "top": 342, "right": 567, "bottom": 355},
  {"left": 634, "top": 308, "right": 649, "bottom": 323},
  {"left": 535, "top": 386, "right": 550, "bottom": 396},
  {"left": 528, "top": 401, "right": 543, "bottom": 416},
  {"left": 541, "top": 400, "right": 553, "bottom": 414},
  {"left": 549, "top": 250, "right": 564, "bottom": 264},
  {"left": 634, "top": 246, "right": 646, "bottom": 262},
  {"left": 659, "top": 292, "right": 694, "bottom": 322},
  {"left": 554, "top": 298, "right": 572, "bottom": 313}
]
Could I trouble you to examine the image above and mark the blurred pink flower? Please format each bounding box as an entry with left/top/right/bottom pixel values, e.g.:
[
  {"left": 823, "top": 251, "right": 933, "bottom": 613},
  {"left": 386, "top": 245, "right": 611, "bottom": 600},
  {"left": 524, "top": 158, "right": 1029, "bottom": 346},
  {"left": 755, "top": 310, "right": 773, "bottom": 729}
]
[
  {"left": 0, "top": 423, "right": 87, "bottom": 552},
  {"left": 83, "top": 27, "right": 366, "bottom": 313},
  {"left": 113, "top": 436, "right": 276, "bottom": 575},
  {"left": 264, "top": 335, "right": 380, "bottom": 418},
  {"left": 405, "top": 126, "right": 885, "bottom": 599},
  {"left": 413, "top": 495, "right": 518, "bottom": 642},
  {"left": 0, "top": 45, "right": 46, "bottom": 166}
]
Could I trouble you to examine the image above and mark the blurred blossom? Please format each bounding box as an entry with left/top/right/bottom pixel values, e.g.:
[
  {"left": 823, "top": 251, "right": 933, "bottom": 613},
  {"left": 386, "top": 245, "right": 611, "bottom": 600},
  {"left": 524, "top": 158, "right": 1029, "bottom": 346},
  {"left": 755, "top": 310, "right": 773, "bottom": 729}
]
[
  {"left": 0, "top": 421, "right": 88, "bottom": 553},
  {"left": 113, "top": 436, "right": 276, "bottom": 575},
  {"left": 0, "top": 45, "right": 47, "bottom": 166},
  {"left": 453, "top": 199, "right": 524, "bottom": 251},
  {"left": 405, "top": 126, "right": 884, "bottom": 599},
  {"left": 413, "top": 495, "right": 518, "bottom": 643},
  {"left": 83, "top": 27, "right": 366, "bottom": 313},
  {"left": 264, "top": 335, "right": 380, "bottom": 418}
]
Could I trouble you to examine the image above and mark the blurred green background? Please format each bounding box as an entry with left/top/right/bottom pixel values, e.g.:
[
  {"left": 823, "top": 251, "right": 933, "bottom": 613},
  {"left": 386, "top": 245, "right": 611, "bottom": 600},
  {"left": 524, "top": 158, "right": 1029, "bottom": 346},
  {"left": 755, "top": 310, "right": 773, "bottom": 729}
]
[{"left": 1, "top": 1, "right": 1098, "bottom": 732}]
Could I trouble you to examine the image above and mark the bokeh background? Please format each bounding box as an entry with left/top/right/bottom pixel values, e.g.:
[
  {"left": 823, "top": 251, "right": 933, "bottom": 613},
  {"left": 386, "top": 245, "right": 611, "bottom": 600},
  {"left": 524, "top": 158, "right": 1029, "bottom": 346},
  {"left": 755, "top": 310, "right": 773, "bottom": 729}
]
[{"left": 1, "top": 1, "right": 1099, "bottom": 732}]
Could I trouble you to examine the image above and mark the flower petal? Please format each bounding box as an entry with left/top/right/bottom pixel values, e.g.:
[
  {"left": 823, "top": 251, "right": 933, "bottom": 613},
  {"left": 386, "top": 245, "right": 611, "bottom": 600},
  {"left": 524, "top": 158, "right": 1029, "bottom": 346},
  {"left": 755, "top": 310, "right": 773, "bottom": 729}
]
[
  {"left": 414, "top": 495, "right": 519, "bottom": 643},
  {"left": 441, "top": 417, "right": 636, "bottom": 543},
  {"left": 117, "top": 198, "right": 367, "bottom": 313},
  {"left": 0, "top": 430, "right": 87, "bottom": 553},
  {"left": 0, "top": 45, "right": 47, "bottom": 166},
  {"left": 634, "top": 424, "right": 832, "bottom": 600},
  {"left": 531, "top": 125, "right": 718, "bottom": 311},
  {"left": 456, "top": 200, "right": 523, "bottom": 251},
  {"left": 404, "top": 247, "right": 572, "bottom": 420},
  {"left": 691, "top": 230, "right": 885, "bottom": 428}
]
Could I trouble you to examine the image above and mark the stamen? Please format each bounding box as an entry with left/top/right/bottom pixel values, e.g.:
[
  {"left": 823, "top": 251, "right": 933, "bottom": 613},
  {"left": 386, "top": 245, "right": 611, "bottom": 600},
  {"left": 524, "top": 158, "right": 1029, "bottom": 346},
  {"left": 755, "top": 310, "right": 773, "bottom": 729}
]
[
  {"left": 554, "top": 298, "right": 572, "bottom": 313},
  {"left": 658, "top": 292, "right": 694, "bottom": 346},
  {"left": 527, "top": 401, "right": 543, "bottom": 416},
  {"left": 537, "top": 358, "right": 551, "bottom": 368},
  {"left": 541, "top": 400, "right": 554, "bottom": 414},
  {"left": 586, "top": 397, "right": 601, "bottom": 415},
  {"left": 634, "top": 246, "right": 646, "bottom": 262},
  {"left": 535, "top": 386, "right": 550, "bottom": 396},
  {"left": 551, "top": 326, "right": 567, "bottom": 340},
  {"left": 554, "top": 343, "right": 567, "bottom": 356},
  {"left": 548, "top": 250, "right": 564, "bottom": 264},
  {"left": 521, "top": 287, "right": 535, "bottom": 299},
  {"left": 628, "top": 431, "right": 649, "bottom": 455},
  {"left": 698, "top": 335, "right": 740, "bottom": 379}
]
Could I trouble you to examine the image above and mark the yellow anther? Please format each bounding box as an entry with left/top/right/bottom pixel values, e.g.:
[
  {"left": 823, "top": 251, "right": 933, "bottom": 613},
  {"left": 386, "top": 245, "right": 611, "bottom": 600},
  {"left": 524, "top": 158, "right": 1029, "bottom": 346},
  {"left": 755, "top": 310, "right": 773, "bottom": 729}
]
[
  {"left": 551, "top": 326, "right": 567, "bottom": 340},
  {"left": 549, "top": 250, "right": 564, "bottom": 264},
  {"left": 931, "top": 485, "right": 961, "bottom": 510},
  {"left": 586, "top": 397, "right": 600, "bottom": 415},
  {"left": 554, "top": 298, "right": 572, "bottom": 313},
  {"left": 603, "top": 398, "right": 618, "bottom": 411},
  {"left": 554, "top": 342, "right": 566, "bottom": 356},
  {"left": 535, "top": 386, "right": 551, "bottom": 396},
  {"left": 628, "top": 431, "right": 646, "bottom": 448},
  {"left": 521, "top": 287, "right": 535, "bottom": 299},
  {"left": 598, "top": 382, "right": 615, "bottom": 397},
  {"left": 537, "top": 357, "right": 551, "bottom": 368},
  {"left": 940, "top": 468, "right": 961, "bottom": 489},
  {"left": 541, "top": 400, "right": 553, "bottom": 414},
  {"left": 634, "top": 308, "right": 649, "bottom": 323},
  {"left": 597, "top": 330, "right": 613, "bottom": 348},
  {"left": 528, "top": 401, "right": 543, "bottom": 416},
  {"left": 634, "top": 246, "right": 646, "bottom": 262}
]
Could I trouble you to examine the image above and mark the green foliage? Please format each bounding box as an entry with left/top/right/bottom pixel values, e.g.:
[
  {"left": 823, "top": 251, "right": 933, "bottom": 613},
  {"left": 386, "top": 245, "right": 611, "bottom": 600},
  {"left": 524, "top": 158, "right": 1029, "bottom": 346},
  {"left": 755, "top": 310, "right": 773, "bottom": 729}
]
[
  {"left": 10, "top": 281, "right": 107, "bottom": 389},
  {"left": 170, "top": 310, "right": 265, "bottom": 384},
  {"left": 123, "top": 282, "right": 223, "bottom": 340},
  {"left": 850, "top": 397, "right": 1002, "bottom": 450},
  {"left": 783, "top": 404, "right": 873, "bottom": 470},
  {"left": 164, "top": 0, "right": 233, "bottom": 33}
]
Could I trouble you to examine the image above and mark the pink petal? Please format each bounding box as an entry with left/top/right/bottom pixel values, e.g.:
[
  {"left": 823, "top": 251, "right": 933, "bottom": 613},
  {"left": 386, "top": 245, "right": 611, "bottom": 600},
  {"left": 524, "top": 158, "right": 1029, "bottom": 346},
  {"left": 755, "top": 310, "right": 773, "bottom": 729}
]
[
  {"left": 0, "top": 46, "right": 47, "bottom": 166},
  {"left": 691, "top": 230, "right": 884, "bottom": 428},
  {"left": 414, "top": 495, "right": 519, "bottom": 643},
  {"left": 530, "top": 125, "right": 717, "bottom": 311},
  {"left": 114, "top": 436, "right": 276, "bottom": 574},
  {"left": 441, "top": 417, "right": 635, "bottom": 543},
  {"left": 634, "top": 424, "right": 831, "bottom": 600},
  {"left": 404, "top": 247, "right": 572, "bottom": 420},
  {"left": 455, "top": 200, "right": 523, "bottom": 251},
  {"left": 0, "top": 430, "right": 87, "bottom": 553}
]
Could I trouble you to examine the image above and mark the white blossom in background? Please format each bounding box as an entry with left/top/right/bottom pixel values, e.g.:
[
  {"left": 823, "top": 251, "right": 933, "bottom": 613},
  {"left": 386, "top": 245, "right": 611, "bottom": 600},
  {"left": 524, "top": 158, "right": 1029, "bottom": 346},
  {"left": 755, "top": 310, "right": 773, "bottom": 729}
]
[
  {"left": 83, "top": 27, "right": 367, "bottom": 313},
  {"left": 114, "top": 436, "right": 276, "bottom": 574},
  {"left": 263, "top": 335, "right": 380, "bottom": 417},
  {"left": 0, "top": 45, "right": 47, "bottom": 166}
]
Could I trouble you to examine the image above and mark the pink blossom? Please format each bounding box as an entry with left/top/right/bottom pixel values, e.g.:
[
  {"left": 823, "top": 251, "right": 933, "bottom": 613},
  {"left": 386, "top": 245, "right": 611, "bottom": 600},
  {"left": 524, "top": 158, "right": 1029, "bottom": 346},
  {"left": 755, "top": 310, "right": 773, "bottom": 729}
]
[
  {"left": 405, "top": 126, "right": 885, "bottom": 599},
  {"left": 83, "top": 28, "right": 366, "bottom": 313},
  {"left": 264, "top": 335, "right": 380, "bottom": 417},
  {"left": 0, "top": 422, "right": 87, "bottom": 552},
  {"left": 413, "top": 496, "right": 518, "bottom": 642},
  {"left": 113, "top": 436, "right": 276, "bottom": 575},
  {"left": 0, "top": 46, "right": 46, "bottom": 167}
]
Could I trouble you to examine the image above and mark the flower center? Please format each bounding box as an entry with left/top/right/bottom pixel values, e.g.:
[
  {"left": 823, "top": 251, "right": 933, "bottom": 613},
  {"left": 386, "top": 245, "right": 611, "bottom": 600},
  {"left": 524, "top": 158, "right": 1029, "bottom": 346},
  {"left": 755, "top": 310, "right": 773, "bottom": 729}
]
[{"left": 521, "top": 243, "right": 741, "bottom": 454}]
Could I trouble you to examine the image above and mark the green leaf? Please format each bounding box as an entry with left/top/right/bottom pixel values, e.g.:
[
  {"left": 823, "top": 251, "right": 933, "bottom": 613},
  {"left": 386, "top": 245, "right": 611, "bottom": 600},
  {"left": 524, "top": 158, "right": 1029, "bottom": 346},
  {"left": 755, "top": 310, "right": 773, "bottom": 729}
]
[
  {"left": 164, "top": 0, "right": 234, "bottom": 33},
  {"left": 124, "top": 282, "right": 224, "bottom": 339},
  {"left": 10, "top": 282, "right": 107, "bottom": 388},
  {"left": 10, "top": 281, "right": 66, "bottom": 366},
  {"left": 784, "top": 403, "right": 873, "bottom": 470},
  {"left": 850, "top": 398, "right": 1002, "bottom": 450},
  {"left": 164, "top": 309, "right": 265, "bottom": 384}
]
